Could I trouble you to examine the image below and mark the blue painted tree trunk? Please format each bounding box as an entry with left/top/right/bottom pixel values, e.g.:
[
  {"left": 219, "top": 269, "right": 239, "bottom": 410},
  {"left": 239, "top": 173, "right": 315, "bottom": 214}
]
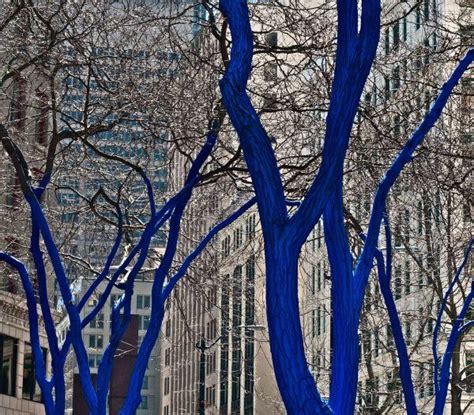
[{"left": 265, "top": 238, "right": 331, "bottom": 414}]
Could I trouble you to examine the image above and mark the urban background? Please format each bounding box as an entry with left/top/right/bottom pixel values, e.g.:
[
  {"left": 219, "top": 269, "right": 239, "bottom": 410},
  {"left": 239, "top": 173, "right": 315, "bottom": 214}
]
[{"left": 0, "top": 0, "right": 472, "bottom": 414}]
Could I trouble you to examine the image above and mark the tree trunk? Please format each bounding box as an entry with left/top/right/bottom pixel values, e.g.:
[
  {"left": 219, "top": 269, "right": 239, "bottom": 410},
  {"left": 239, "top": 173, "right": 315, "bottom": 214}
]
[
  {"left": 265, "top": 239, "right": 331, "bottom": 414},
  {"left": 328, "top": 283, "right": 360, "bottom": 415}
]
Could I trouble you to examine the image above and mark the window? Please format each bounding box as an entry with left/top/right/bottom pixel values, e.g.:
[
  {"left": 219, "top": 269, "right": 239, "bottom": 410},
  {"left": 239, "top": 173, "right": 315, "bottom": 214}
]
[
  {"left": 88, "top": 354, "right": 101, "bottom": 368},
  {"left": 388, "top": 372, "right": 402, "bottom": 404},
  {"left": 416, "top": 6, "right": 421, "bottom": 30},
  {"left": 164, "top": 377, "right": 170, "bottom": 395},
  {"left": 89, "top": 335, "right": 104, "bottom": 349},
  {"left": 265, "top": 32, "right": 278, "bottom": 47},
  {"left": 110, "top": 294, "right": 121, "bottom": 308},
  {"left": 206, "top": 385, "right": 216, "bottom": 406},
  {"left": 165, "top": 348, "right": 171, "bottom": 366},
  {"left": 209, "top": 286, "right": 218, "bottom": 307},
  {"left": 385, "top": 29, "right": 390, "bottom": 55},
  {"left": 317, "top": 263, "right": 322, "bottom": 292},
  {"left": 393, "top": 115, "right": 401, "bottom": 137},
  {"left": 418, "top": 256, "right": 424, "bottom": 288},
  {"left": 405, "top": 261, "right": 411, "bottom": 295},
  {"left": 317, "top": 222, "right": 322, "bottom": 248},
  {"left": 233, "top": 226, "right": 243, "bottom": 250},
  {"left": 311, "top": 266, "right": 316, "bottom": 295},
  {"left": 394, "top": 223, "right": 402, "bottom": 247},
  {"left": 90, "top": 313, "right": 104, "bottom": 329},
  {"left": 386, "top": 325, "right": 394, "bottom": 348},
  {"left": 244, "top": 336, "right": 254, "bottom": 412},
  {"left": 417, "top": 200, "right": 424, "bottom": 235},
  {"left": 139, "top": 315, "right": 150, "bottom": 331},
  {"left": 165, "top": 320, "right": 171, "bottom": 337},
  {"left": 426, "top": 317, "right": 434, "bottom": 335},
  {"left": 403, "top": 17, "right": 408, "bottom": 41},
  {"left": 139, "top": 395, "right": 148, "bottom": 410},
  {"left": 362, "top": 331, "right": 371, "bottom": 356},
  {"left": 374, "top": 330, "right": 381, "bottom": 358},
  {"left": 423, "top": 0, "right": 430, "bottom": 21},
  {"left": 142, "top": 376, "right": 149, "bottom": 390},
  {"left": 394, "top": 265, "right": 402, "bottom": 300},
  {"left": 222, "top": 235, "right": 231, "bottom": 258},
  {"left": 136, "top": 295, "right": 151, "bottom": 309},
  {"left": 404, "top": 209, "right": 410, "bottom": 243},
  {"left": 163, "top": 405, "right": 170, "bottom": 415},
  {"left": 263, "top": 93, "right": 278, "bottom": 110},
  {"left": 426, "top": 360, "right": 434, "bottom": 396},
  {"left": 312, "top": 307, "right": 323, "bottom": 337},
  {"left": 0, "top": 334, "right": 17, "bottom": 397},
  {"left": 423, "top": 38, "right": 431, "bottom": 65},
  {"left": 23, "top": 343, "right": 45, "bottom": 402},
  {"left": 466, "top": 304, "right": 474, "bottom": 321},
  {"left": 263, "top": 62, "right": 277, "bottom": 82},
  {"left": 245, "top": 214, "right": 256, "bottom": 240},
  {"left": 392, "top": 67, "right": 400, "bottom": 92},
  {"left": 206, "top": 352, "right": 217, "bottom": 375},
  {"left": 207, "top": 319, "right": 218, "bottom": 340},
  {"left": 405, "top": 321, "right": 412, "bottom": 345},
  {"left": 393, "top": 23, "right": 400, "bottom": 50},
  {"left": 418, "top": 364, "right": 425, "bottom": 398},
  {"left": 312, "top": 309, "right": 316, "bottom": 338},
  {"left": 384, "top": 76, "right": 390, "bottom": 101},
  {"left": 418, "top": 308, "right": 425, "bottom": 340}
]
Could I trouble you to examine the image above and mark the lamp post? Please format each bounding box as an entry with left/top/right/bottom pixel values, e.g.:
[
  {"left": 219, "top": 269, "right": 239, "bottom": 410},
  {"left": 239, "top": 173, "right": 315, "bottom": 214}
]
[{"left": 195, "top": 324, "right": 265, "bottom": 415}]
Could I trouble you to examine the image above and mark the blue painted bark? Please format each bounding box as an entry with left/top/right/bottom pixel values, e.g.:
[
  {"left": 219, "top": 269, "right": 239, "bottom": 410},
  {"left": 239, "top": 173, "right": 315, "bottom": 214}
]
[
  {"left": 219, "top": 1, "right": 472, "bottom": 414},
  {"left": 324, "top": 188, "right": 358, "bottom": 414},
  {"left": 30, "top": 218, "right": 66, "bottom": 415},
  {"left": 374, "top": 214, "right": 417, "bottom": 413},
  {"left": 0, "top": 3, "right": 472, "bottom": 413},
  {"left": 25, "top": 192, "right": 99, "bottom": 413},
  {"left": 119, "top": 123, "right": 220, "bottom": 414},
  {"left": 433, "top": 240, "right": 473, "bottom": 414},
  {"left": 0, "top": 253, "right": 55, "bottom": 414},
  {"left": 219, "top": 0, "right": 379, "bottom": 412},
  {"left": 266, "top": 238, "right": 331, "bottom": 413}
]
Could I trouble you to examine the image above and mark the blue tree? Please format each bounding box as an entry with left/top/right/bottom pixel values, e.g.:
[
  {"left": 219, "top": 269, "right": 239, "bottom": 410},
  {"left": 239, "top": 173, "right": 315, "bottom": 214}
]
[
  {"left": 0, "top": 0, "right": 472, "bottom": 414},
  {"left": 0, "top": 105, "right": 259, "bottom": 415},
  {"left": 218, "top": 0, "right": 472, "bottom": 414}
]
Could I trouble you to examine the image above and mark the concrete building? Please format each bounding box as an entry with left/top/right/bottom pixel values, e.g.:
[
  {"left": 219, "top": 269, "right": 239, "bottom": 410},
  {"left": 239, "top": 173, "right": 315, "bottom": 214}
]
[
  {"left": 0, "top": 17, "right": 54, "bottom": 414},
  {"left": 0, "top": 291, "right": 50, "bottom": 415},
  {"left": 57, "top": 278, "right": 161, "bottom": 415}
]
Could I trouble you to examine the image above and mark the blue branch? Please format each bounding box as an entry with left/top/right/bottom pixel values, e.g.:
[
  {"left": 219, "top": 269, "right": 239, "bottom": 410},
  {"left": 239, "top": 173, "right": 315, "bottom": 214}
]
[
  {"left": 162, "top": 196, "right": 257, "bottom": 300},
  {"left": 24, "top": 193, "right": 98, "bottom": 413},
  {"left": 0, "top": 253, "right": 55, "bottom": 414},
  {"left": 118, "top": 121, "right": 219, "bottom": 414},
  {"left": 433, "top": 239, "right": 473, "bottom": 400},
  {"left": 355, "top": 49, "right": 474, "bottom": 286},
  {"left": 289, "top": 0, "right": 381, "bottom": 248},
  {"left": 59, "top": 187, "right": 177, "bottom": 362},
  {"left": 219, "top": 0, "right": 288, "bottom": 235},
  {"left": 433, "top": 278, "right": 473, "bottom": 414},
  {"left": 30, "top": 215, "right": 65, "bottom": 414},
  {"left": 374, "top": 213, "right": 417, "bottom": 414},
  {"left": 325, "top": 186, "right": 357, "bottom": 413}
]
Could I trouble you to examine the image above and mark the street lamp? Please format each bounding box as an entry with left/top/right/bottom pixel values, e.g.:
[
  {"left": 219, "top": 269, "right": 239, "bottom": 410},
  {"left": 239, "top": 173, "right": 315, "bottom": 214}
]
[{"left": 195, "top": 324, "right": 265, "bottom": 415}]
